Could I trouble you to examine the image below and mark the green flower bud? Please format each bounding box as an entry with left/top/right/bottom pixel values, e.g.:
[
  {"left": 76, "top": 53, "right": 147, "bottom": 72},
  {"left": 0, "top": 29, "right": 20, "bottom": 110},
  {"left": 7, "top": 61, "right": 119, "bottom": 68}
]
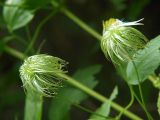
[
  {"left": 19, "top": 54, "right": 68, "bottom": 97},
  {"left": 101, "top": 18, "right": 148, "bottom": 63}
]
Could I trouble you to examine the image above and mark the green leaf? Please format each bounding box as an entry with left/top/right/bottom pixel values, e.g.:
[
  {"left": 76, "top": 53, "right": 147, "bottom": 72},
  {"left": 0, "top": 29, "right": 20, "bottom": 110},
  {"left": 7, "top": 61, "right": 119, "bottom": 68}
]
[
  {"left": 89, "top": 86, "right": 118, "bottom": 120},
  {"left": 48, "top": 65, "right": 102, "bottom": 120},
  {"left": 126, "top": 35, "right": 160, "bottom": 85},
  {"left": 3, "top": 0, "right": 34, "bottom": 31},
  {"left": 157, "top": 92, "right": 160, "bottom": 116}
]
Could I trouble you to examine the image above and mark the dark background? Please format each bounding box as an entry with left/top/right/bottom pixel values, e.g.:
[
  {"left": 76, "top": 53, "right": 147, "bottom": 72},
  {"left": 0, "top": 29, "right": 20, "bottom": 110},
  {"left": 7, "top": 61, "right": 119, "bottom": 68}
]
[{"left": 0, "top": 0, "right": 160, "bottom": 119}]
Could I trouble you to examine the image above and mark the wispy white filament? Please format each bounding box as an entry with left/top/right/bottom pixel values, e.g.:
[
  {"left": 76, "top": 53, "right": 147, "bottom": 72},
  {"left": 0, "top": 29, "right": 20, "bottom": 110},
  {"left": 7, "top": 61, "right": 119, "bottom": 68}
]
[
  {"left": 19, "top": 54, "right": 68, "bottom": 97},
  {"left": 101, "top": 18, "right": 148, "bottom": 63}
]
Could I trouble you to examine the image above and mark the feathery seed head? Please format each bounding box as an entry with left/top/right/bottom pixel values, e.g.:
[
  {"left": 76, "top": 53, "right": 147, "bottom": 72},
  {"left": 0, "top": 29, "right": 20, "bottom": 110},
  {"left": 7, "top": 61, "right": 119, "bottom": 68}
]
[
  {"left": 19, "top": 54, "right": 68, "bottom": 97},
  {"left": 101, "top": 18, "right": 148, "bottom": 63}
]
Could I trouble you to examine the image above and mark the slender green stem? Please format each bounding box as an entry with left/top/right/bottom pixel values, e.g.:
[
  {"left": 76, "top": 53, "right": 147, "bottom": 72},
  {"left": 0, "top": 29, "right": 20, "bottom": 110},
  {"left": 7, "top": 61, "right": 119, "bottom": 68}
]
[
  {"left": 74, "top": 104, "right": 116, "bottom": 119},
  {"left": 132, "top": 88, "right": 155, "bottom": 119},
  {"left": 57, "top": 73, "right": 143, "bottom": 120},
  {"left": 116, "top": 85, "right": 134, "bottom": 119},
  {"left": 4, "top": 46, "right": 26, "bottom": 60},
  {"left": 25, "top": 11, "right": 57, "bottom": 54},
  {"left": 11, "top": 33, "right": 28, "bottom": 46},
  {"left": 132, "top": 88, "right": 152, "bottom": 117},
  {"left": 24, "top": 90, "right": 43, "bottom": 120},
  {"left": 36, "top": 39, "right": 46, "bottom": 54},
  {"left": 1, "top": 36, "right": 15, "bottom": 43},
  {"left": 125, "top": 85, "right": 135, "bottom": 110},
  {"left": 73, "top": 104, "right": 108, "bottom": 119},
  {"left": 51, "top": 1, "right": 102, "bottom": 41},
  {"left": 132, "top": 61, "right": 153, "bottom": 120},
  {"left": 4, "top": 46, "right": 142, "bottom": 120},
  {"left": 25, "top": 25, "right": 32, "bottom": 41},
  {"left": 62, "top": 8, "right": 102, "bottom": 41}
]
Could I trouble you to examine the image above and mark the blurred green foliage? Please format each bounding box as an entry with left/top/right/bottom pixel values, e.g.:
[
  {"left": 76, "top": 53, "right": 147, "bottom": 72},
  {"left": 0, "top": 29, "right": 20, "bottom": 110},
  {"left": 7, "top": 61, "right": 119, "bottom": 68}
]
[{"left": 0, "top": 0, "right": 160, "bottom": 120}]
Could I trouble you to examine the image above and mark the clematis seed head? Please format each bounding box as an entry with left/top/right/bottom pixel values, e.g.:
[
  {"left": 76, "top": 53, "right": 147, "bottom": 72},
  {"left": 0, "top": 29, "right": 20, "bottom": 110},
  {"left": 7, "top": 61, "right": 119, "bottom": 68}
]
[
  {"left": 101, "top": 18, "right": 148, "bottom": 63},
  {"left": 19, "top": 54, "right": 68, "bottom": 97}
]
